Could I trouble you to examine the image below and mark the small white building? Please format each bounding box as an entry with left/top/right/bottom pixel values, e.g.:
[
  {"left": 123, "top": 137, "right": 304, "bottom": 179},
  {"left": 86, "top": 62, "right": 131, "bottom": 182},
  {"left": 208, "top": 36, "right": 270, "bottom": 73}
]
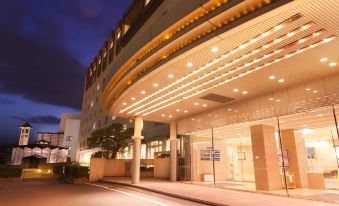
[{"left": 11, "top": 114, "right": 81, "bottom": 166}]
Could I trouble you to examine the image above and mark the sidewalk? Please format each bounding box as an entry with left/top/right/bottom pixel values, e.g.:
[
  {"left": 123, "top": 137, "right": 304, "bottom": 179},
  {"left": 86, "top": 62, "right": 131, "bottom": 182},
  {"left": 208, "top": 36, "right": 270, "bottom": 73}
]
[{"left": 101, "top": 177, "right": 339, "bottom": 206}]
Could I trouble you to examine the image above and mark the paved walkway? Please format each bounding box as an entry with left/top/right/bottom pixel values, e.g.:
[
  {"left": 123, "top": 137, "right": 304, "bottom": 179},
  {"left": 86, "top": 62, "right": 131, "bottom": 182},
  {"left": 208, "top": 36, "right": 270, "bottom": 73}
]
[{"left": 102, "top": 177, "right": 339, "bottom": 206}]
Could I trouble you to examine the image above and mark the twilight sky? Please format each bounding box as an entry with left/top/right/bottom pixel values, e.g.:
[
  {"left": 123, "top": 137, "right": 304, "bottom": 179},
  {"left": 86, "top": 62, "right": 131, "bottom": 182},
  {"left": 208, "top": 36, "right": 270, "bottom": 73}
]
[{"left": 0, "top": 0, "right": 131, "bottom": 146}]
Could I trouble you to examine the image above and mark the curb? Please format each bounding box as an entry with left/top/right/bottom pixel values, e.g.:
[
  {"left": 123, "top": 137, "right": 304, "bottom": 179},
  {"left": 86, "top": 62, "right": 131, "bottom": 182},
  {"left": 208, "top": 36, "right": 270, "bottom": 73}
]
[{"left": 100, "top": 180, "right": 228, "bottom": 206}]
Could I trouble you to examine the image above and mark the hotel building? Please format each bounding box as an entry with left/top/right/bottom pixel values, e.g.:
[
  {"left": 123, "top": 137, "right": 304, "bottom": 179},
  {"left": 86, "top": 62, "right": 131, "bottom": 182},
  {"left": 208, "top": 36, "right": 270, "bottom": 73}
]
[{"left": 83, "top": 0, "right": 339, "bottom": 202}]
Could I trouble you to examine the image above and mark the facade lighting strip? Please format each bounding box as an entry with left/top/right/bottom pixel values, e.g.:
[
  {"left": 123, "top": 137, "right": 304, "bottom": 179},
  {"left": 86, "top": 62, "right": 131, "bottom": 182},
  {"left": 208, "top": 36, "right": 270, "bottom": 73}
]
[
  {"left": 119, "top": 14, "right": 302, "bottom": 113},
  {"left": 128, "top": 23, "right": 316, "bottom": 114},
  {"left": 141, "top": 35, "right": 336, "bottom": 116}
]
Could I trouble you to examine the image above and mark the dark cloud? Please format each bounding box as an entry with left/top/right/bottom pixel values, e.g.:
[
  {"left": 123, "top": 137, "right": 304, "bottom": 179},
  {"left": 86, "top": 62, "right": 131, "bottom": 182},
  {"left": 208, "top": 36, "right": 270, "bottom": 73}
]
[
  {"left": 11, "top": 114, "right": 60, "bottom": 125},
  {"left": 0, "top": 1, "right": 84, "bottom": 109},
  {"left": 0, "top": 97, "right": 15, "bottom": 105}
]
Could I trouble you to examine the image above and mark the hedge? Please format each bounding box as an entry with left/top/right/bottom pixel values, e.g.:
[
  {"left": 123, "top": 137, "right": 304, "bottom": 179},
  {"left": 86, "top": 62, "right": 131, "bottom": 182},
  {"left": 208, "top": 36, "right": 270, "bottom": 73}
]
[{"left": 53, "top": 165, "right": 89, "bottom": 182}]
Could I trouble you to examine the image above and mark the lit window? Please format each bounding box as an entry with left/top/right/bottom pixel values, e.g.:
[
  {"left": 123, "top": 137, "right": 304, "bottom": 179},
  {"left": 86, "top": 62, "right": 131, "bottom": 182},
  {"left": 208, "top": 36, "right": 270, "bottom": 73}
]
[
  {"left": 144, "top": 0, "right": 150, "bottom": 6},
  {"left": 117, "top": 29, "right": 121, "bottom": 39}
]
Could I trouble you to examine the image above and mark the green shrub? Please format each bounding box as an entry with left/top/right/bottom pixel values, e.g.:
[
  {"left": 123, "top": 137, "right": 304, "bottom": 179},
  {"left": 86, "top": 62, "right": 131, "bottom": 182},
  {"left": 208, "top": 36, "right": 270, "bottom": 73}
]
[
  {"left": 64, "top": 166, "right": 89, "bottom": 182},
  {"left": 0, "top": 167, "right": 22, "bottom": 178},
  {"left": 53, "top": 165, "right": 64, "bottom": 175}
]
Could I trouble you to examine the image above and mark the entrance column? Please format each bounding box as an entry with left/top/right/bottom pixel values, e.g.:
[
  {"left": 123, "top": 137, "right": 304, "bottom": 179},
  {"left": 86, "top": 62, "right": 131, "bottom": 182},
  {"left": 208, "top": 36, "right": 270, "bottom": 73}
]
[
  {"left": 250, "top": 124, "right": 282, "bottom": 190},
  {"left": 170, "top": 120, "right": 177, "bottom": 182},
  {"left": 281, "top": 129, "right": 308, "bottom": 188},
  {"left": 132, "top": 117, "right": 143, "bottom": 184}
]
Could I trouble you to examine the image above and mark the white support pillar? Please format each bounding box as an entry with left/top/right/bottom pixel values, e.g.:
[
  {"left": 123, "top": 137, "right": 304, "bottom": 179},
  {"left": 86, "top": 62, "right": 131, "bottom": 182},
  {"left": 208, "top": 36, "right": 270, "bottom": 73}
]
[
  {"left": 170, "top": 120, "right": 177, "bottom": 182},
  {"left": 132, "top": 117, "right": 143, "bottom": 184}
]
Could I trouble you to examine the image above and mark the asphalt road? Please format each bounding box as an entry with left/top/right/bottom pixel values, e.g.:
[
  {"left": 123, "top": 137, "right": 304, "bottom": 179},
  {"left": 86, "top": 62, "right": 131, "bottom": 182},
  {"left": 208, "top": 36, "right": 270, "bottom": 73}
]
[{"left": 0, "top": 181, "right": 207, "bottom": 206}]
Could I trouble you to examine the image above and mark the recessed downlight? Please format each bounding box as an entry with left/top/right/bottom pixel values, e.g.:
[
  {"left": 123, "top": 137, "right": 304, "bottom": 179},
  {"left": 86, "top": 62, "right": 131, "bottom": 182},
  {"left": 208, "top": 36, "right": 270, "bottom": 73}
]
[
  {"left": 278, "top": 79, "right": 285, "bottom": 83},
  {"left": 242, "top": 91, "right": 248, "bottom": 94},
  {"left": 211, "top": 47, "right": 219, "bottom": 53},
  {"left": 202, "top": 104, "right": 207, "bottom": 107},
  {"left": 123, "top": 102, "right": 127, "bottom": 105},
  {"left": 141, "top": 90, "right": 146, "bottom": 94},
  {"left": 153, "top": 83, "right": 159, "bottom": 87},
  {"left": 186, "top": 62, "right": 193, "bottom": 67},
  {"left": 194, "top": 102, "right": 199, "bottom": 106},
  {"left": 176, "top": 109, "right": 180, "bottom": 112},
  {"left": 233, "top": 88, "right": 239, "bottom": 92},
  {"left": 184, "top": 110, "right": 188, "bottom": 113},
  {"left": 168, "top": 74, "right": 174, "bottom": 78},
  {"left": 161, "top": 114, "right": 165, "bottom": 117},
  {"left": 131, "top": 97, "right": 136, "bottom": 101},
  {"left": 305, "top": 88, "right": 311, "bottom": 91},
  {"left": 169, "top": 115, "right": 173, "bottom": 118},
  {"left": 329, "top": 62, "right": 337, "bottom": 67},
  {"left": 269, "top": 75, "right": 276, "bottom": 80},
  {"left": 320, "top": 58, "right": 328, "bottom": 62}
]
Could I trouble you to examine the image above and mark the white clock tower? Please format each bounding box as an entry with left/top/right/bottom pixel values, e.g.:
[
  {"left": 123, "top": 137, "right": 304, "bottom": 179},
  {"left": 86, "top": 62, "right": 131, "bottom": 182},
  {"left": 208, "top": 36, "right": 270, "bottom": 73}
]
[{"left": 19, "top": 122, "right": 32, "bottom": 146}]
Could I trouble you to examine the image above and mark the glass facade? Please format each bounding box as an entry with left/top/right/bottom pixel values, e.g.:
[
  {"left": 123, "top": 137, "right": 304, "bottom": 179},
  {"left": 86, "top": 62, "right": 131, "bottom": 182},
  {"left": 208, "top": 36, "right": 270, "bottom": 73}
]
[{"left": 178, "top": 105, "right": 339, "bottom": 202}]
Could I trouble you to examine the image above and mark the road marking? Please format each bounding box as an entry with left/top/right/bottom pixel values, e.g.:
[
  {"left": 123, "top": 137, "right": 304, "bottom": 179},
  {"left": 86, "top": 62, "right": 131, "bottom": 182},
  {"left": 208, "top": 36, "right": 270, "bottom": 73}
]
[{"left": 88, "top": 183, "right": 170, "bottom": 206}]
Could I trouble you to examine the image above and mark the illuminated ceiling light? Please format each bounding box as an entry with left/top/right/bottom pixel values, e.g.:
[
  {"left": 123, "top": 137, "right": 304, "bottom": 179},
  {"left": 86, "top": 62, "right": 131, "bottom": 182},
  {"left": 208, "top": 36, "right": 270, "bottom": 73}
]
[
  {"left": 303, "top": 128, "right": 314, "bottom": 134},
  {"left": 274, "top": 38, "right": 282, "bottom": 43},
  {"left": 261, "top": 32, "right": 269, "bottom": 37},
  {"left": 320, "top": 57, "right": 328, "bottom": 62},
  {"left": 141, "top": 90, "right": 146, "bottom": 94},
  {"left": 274, "top": 25, "right": 282, "bottom": 31},
  {"left": 276, "top": 99, "right": 281, "bottom": 102},
  {"left": 123, "top": 102, "right": 127, "bottom": 105},
  {"left": 233, "top": 88, "right": 239, "bottom": 92},
  {"left": 301, "top": 24, "right": 310, "bottom": 30},
  {"left": 184, "top": 110, "right": 188, "bottom": 113},
  {"left": 168, "top": 74, "right": 174, "bottom": 78},
  {"left": 131, "top": 97, "right": 136, "bottom": 101},
  {"left": 317, "top": 114, "right": 323, "bottom": 117},
  {"left": 269, "top": 97, "right": 274, "bottom": 101},
  {"left": 305, "top": 88, "right": 311, "bottom": 91},
  {"left": 242, "top": 91, "right": 248, "bottom": 94},
  {"left": 194, "top": 102, "right": 199, "bottom": 106},
  {"left": 278, "top": 79, "right": 285, "bottom": 83},
  {"left": 186, "top": 62, "right": 193, "bottom": 67},
  {"left": 191, "top": 118, "right": 195, "bottom": 121},
  {"left": 161, "top": 114, "right": 165, "bottom": 117},
  {"left": 287, "top": 32, "right": 295, "bottom": 37},
  {"left": 211, "top": 47, "right": 219, "bottom": 53},
  {"left": 202, "top": 104, "right": 207, "bottom": 107},
  {"left": 263, "top": 44, "right": 269, "bottom": 49},
  {"left": 169, "top": 115, "right": 173, "bottom": 118},
  {"left": 153, "top": 83, "right": 159, "bottom": 87},
  {"left": 298, "top": 38, "right": 306, "bottom": 43},
  {"left": 329, "top": 62, "right": 337, "bottom": 67},
  {"left": 313, "top": 90, "right": 318, "bottom": 93},
  {"left": 313, "top": 32, "right": 320, "bottom": 37},
  {"left": 176, "top": 109, "right": 180, "bottom": 112}
]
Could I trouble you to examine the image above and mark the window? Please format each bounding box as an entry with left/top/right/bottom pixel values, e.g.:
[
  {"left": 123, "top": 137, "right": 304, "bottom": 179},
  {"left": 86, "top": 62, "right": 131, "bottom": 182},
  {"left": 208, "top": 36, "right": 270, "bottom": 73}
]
[
  {"left": 116, "top": 29, "right": 121, "bottom": 39},
  {"left": 66, "top": 136, "right": 73, "bottom": 141},
  {"left": 145, "top": 0, "right": 151, "bottom": 6}
]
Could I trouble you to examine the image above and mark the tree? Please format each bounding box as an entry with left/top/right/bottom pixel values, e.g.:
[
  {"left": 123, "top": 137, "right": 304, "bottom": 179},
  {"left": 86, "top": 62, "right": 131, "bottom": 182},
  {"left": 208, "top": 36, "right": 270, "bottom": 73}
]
[{"left": 87, "top": 123, "right": 133, "bottom": 159}]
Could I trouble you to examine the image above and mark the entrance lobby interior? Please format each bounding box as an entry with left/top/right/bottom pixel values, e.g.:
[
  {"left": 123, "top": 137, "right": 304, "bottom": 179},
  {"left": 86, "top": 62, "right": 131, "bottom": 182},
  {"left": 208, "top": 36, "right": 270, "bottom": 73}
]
[{"left": 179, "top": 105, "right": 339, "bottom": 202}]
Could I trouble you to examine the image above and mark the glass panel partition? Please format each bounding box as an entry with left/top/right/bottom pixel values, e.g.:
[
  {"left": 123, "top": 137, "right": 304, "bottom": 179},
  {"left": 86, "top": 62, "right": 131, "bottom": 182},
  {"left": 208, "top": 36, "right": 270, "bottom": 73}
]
[{"left": 278, "top": 106, "right": 339, "bottom": 201}]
